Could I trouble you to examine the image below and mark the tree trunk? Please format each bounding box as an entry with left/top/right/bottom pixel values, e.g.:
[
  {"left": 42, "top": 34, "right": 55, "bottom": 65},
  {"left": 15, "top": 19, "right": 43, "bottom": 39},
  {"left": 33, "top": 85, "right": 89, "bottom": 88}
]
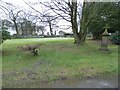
[
  {"left": 78, "top": 1, "right": 90, "bottom": 44},
  {"left": 41, "top": 30, "right": 44, "bottom": 35},
  {"left": 73, "top": 33, "right": 81, "bottom": 44},
  {"left": 70, "top": 0, "right": 82, "bottom": 44},
  {"left": 54, "top": 30, "right": 56, "bottom": 35},
  {"left": 20, "top": 23, "right": 24, "bottom": 35},
  {"left": 48, "top": 21, "right": 53, "bottom": 36},
  {"left": 13, "top": 20, "right": 19, "bottom": 35}
]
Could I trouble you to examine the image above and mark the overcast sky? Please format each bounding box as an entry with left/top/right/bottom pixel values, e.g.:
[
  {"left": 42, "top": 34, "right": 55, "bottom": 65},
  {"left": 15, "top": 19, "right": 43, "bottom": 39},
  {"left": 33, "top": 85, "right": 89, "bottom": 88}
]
[
  {"left": 0, "top": 0, "right": 119, "bottom": 35},
  {"left": 0, "top": 0, "right": 82, "bottom": 34}
]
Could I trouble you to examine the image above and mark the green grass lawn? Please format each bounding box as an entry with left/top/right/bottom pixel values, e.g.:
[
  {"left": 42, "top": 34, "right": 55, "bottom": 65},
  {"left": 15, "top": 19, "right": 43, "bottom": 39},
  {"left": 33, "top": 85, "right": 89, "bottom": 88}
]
[{"left": 1, "top": 37, "right": 118, "bottom": 87}]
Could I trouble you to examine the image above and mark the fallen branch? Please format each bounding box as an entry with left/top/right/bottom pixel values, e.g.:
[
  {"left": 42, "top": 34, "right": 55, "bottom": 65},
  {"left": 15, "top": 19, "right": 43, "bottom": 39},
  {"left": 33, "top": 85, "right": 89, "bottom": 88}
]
[{"left": 17, "top": 43, "right": 45, "bottom": 55}]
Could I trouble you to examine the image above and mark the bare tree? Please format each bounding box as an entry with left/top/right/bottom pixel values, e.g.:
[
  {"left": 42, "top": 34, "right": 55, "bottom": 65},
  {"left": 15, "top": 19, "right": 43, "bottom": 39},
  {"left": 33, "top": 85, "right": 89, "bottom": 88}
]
[
  {"left": 39, "top": 0, "right": 83, "bottom": 44},
  {"left": 40, "top": 0, "right": 102, "bottom": 44},
  {"left": 17, "top": 17, "right": 37, "bottom": 36},
  {"left": 41, "top": 12, "right": 59, "bottom": 36},
  {"left": 79, "top": 1, "right": 100, "bottom": 43},
  {"left": 0, "top": 0, "right": 22, "bottom": 36},
  {"left": 36, "top": 25, "right": 46, "bottom": 35},
  {"left": 16, "top": 9, "right": 42, "bottom": 36},
  {"left": 23, "top": 0, "right": 60, "bottom": 36}
]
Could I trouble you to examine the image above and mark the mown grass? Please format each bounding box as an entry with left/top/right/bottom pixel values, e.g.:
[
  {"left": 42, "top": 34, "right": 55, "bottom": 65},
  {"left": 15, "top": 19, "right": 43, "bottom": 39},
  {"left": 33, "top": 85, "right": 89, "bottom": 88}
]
[{"left": 1, "top": 38, "right": 118, "bottom": 87}]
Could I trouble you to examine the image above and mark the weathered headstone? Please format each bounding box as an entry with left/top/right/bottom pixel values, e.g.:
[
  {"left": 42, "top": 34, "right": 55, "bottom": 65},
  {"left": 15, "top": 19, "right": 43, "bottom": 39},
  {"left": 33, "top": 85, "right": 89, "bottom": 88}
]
[{"left": 99, "top": 25, "right": 110, "bottom": 53}]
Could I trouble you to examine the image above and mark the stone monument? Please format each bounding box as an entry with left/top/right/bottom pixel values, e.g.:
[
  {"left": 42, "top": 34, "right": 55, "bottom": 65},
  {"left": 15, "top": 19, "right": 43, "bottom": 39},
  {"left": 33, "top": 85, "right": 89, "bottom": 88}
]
[{"left": 99, "top": 24, "right": 110, "bottom": 53}]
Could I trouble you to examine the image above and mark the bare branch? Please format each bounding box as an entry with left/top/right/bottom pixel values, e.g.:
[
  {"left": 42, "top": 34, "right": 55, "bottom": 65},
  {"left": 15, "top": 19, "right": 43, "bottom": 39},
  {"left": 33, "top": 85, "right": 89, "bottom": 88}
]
[
  {"left": 23, "top": 0, "right": 43, "bottom": 16},
  {"left": 39, "top": 1, "right": 71, "bottom": 22},
  {"left": 0, "top": 6, "right": 8, "bottom": 16}
]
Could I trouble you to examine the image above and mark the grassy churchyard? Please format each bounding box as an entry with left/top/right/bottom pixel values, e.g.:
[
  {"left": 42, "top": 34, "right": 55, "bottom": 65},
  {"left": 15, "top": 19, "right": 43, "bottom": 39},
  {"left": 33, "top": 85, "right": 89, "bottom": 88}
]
[{"left": 2, "top": 38, "right": 118, "bottom": 88}]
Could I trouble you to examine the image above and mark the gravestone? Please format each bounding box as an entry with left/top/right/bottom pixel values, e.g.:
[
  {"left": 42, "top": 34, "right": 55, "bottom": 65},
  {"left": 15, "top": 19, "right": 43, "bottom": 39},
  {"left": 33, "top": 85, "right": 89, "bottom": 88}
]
[{"left": 99, "top": 26, "right": 110, "bottom": 53}]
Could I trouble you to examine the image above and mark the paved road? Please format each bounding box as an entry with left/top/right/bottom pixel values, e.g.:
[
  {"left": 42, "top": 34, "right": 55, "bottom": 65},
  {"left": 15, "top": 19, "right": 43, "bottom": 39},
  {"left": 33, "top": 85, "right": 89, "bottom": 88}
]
[{"left": 38, "top": 76, "right": 118, "bottom": 88}]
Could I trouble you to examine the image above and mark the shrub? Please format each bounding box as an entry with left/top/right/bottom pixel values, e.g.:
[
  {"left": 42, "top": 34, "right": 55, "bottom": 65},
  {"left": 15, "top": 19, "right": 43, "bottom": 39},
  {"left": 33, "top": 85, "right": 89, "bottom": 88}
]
[
  {"left": 0, "top": 30, "right": 11, "bottom": 44},
  {"left": 64, "top": 33, "right": 73, "bottom": 37},
  {"left": 109, "top": 32, "right": 120, "bottom": 45}
]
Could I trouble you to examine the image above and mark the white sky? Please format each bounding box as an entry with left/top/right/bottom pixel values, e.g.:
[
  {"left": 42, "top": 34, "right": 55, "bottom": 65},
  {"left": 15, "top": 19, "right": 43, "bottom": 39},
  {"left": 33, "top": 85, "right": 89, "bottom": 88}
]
[
  {"left": 2, "top": 0, "right": 84, "bottom": 8},
  {"left": 0, "top": 0, "right": 84, "bottom": 35},
  {"left": 0, "top": 0, "right": 84, "bottom": 18},
  {"left": 1, "top": 0, "right": 118, "bottom": 35}
]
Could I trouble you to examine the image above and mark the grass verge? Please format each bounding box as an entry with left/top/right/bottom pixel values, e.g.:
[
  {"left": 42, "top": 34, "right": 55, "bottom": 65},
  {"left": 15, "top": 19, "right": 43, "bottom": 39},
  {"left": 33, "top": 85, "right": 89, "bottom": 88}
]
[{"left": 1, "top": 38, "right": 118, "bottom": 88}]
